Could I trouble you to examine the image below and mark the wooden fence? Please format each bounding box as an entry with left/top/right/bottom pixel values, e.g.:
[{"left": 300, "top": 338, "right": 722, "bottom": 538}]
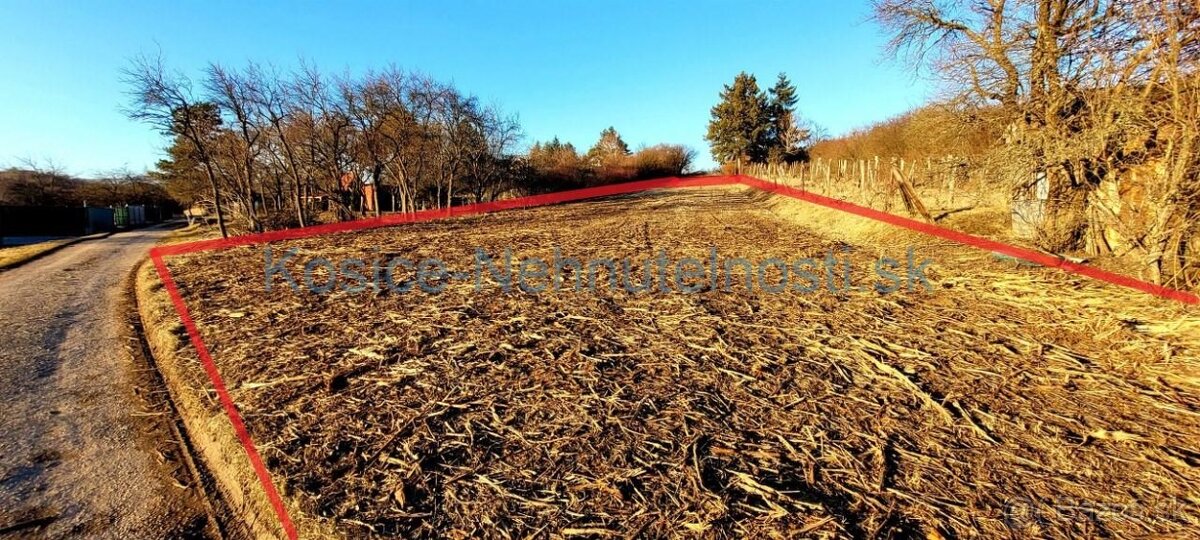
[{"left": 744, "top": 156, "right": 1006, "bottom": 220}]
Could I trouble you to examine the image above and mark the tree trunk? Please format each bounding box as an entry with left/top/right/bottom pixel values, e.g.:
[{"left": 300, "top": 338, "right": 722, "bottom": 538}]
[
  {"left": 201, "top": 162, "right": 228, "bottom": 238},
  {"left": 293, "top": 181, "right": 307, "bottom": 228},
  {"left": 372, "top": 165, "right": 382, "bottom": 218}
]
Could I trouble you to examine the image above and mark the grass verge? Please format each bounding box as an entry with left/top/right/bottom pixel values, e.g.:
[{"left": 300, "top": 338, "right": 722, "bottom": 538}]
[
  {"left": 136, "top": 259, "right": 306, "bottom": 539},
  {"left": 0, "top": 233, "right": 111, "bottom": 270}
]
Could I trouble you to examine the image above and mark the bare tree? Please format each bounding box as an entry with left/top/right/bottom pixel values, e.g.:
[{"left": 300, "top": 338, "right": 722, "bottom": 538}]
[
  {"left": 293, "top": 63, "right": 354, "bottom": 217},
  {"left": 462, "top": 104, "right": 523, "bottom": 202},
  {"left": 207, "top": 63, "right": 267, "bottom": 231},
  {"left": 123, "top": 54, "right": 228, "bottom": 237},
  {"left": 250, "top": 63, "right": 310, "bottom": 227},
  {"left": 875, "top": 0, "right": 1200, "bottom": 282},
  {"left": 128, "top": 57, "right": 692, "bottom": 237}
]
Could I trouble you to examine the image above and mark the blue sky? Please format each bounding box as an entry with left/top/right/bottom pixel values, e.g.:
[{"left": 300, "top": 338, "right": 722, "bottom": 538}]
[{"left": 0, "top": 1, "right": 931, "bottom": 176}]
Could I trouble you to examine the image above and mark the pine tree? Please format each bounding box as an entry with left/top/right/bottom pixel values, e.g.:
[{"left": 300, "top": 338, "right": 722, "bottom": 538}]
[
  {"left": 767, "top": 73, "right": 809, "bottom": 163},
  {"left": 705, "top": 72, "right": 771, "bottom": 167},
  {"left": 588, "top": 127, "right": 630, "bottom": 162},
  {"left": 529, "top": 137, "right": 585, "bottom": 187},
  {"left": 149, "top": 135, "right": 211, "bottom": 221},
  {"left": 586, "top": 127, "right": 634, "bottom": 182},
  {"left": 769, "top": 73, "right": 798, "bottom": 120}
]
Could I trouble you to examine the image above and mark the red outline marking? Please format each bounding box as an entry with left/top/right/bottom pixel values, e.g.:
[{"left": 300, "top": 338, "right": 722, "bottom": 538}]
[
  {"left": 737, "top": 175, "right": 1198, "bottom": 304},
  {"left": 153, "top": 176, "right": 731, "bottom": 257},
  {"left": 151, "top": 254, "right": 299, "bottom": 539},
  {"left": 148, "top": 174, "right": 1197, "bottom": 538}
]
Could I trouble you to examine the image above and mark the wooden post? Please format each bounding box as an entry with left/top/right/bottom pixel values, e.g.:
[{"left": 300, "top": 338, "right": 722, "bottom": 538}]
[
  {"left": 858, "top": 159, "right": 866, "bottom": 201},
  {"left": 893, "top": 166, "right": 933, "bottom": 223},
  {"left": 839, "top": 160, "right": 846, "bottom": 190}
]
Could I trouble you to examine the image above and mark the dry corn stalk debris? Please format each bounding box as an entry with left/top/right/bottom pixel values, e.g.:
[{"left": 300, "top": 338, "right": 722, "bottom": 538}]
[{"left": 164, "top": 188, "right": 1200, "bottom": 538}]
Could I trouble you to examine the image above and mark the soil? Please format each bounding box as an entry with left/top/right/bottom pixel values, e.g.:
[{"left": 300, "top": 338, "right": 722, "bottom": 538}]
[{"left": 160, "top": 187, "right": 1200, "bottom": 538}]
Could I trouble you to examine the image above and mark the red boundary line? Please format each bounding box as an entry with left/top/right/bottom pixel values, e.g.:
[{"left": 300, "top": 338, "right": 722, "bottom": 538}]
[
  {"left": 153, "top": 176, "right": 729, "bottom": 257},
  {"left": 738, "top": 176, "right": 1199, "bottom": 304},
  {"left": 150, "top": 255, "right": 299, "bottom": 538},
  {"left": 148, "top": 173, "right": 1198, "bottom": 539}
]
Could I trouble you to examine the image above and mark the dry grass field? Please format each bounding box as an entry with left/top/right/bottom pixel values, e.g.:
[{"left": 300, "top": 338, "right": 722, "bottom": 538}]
[{"left": 154, "top": 187, "right": 1200, "bottom": 538}]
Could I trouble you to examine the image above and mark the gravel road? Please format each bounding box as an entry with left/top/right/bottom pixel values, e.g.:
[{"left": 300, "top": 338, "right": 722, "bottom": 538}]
[{"left": 0, "top": 228, "right": 213, "bottom": 538}]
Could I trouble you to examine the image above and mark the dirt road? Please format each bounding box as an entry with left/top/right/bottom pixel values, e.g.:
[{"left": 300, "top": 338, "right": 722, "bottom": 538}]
[{"left": 0, "top": 229, "right": 212, "bottom": 539}]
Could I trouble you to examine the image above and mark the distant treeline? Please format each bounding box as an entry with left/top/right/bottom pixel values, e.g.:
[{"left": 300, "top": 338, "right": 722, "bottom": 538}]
[
  {"left": 0, "top": 167, "right": 177, "bottom": 210},
  {"left": 124, "top": 57, "right": 695, "bottom": 237},
  {"left": 525, "top": 130, "right": 696, "bottom": 191}
]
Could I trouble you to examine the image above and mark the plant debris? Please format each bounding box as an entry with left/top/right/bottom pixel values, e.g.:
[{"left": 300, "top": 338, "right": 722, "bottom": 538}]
[{"left": 163, "top": 188, "right": 1200, "bottom": 538}]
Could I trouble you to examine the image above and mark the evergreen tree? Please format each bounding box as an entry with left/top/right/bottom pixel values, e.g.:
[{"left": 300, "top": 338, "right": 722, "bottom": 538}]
[
  {"left": 769, "top": 73, "right": 798, "bottom": 121},
  {"left": 150, "top": 135, "right": 210, "bottom": 219},
  {"left": 705, "top": 72, "right": 771, "bottom": 166},
  {"left": 586, "top": 126, "right": 630, "bottom": 165},
  {"left": 767, "top": 73, "right": 809, "bottom": 163}
]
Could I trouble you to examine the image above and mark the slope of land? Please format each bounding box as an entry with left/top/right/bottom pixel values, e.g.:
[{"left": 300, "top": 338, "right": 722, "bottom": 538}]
[{"left": 154, "top": 187, "right": 1199, "bottom": 538}]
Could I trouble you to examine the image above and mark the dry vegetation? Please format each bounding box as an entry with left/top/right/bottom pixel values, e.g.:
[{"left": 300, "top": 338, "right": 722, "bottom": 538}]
[
  {"left": 795, "top": 1, "right": 1200, "bottom": 288},
  {"left": 0, "top": 234, "right": 109, "bottom": 270},
  {"left": 0, "top": 239, "right": 75, "bottom": 269},
  {"left": 154, "top": 187, "right": 1200, "bottom": 538}
]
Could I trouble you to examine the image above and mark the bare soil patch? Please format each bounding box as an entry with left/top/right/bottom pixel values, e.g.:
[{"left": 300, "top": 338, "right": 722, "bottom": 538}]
[{"left": 158, "top": 187, "right": 1200, "bottom": 538}]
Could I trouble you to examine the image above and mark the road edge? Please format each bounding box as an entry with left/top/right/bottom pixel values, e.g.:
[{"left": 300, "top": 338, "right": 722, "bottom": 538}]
[{"left": 134, "top": 258, "right": 284, "bottom": 539}]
